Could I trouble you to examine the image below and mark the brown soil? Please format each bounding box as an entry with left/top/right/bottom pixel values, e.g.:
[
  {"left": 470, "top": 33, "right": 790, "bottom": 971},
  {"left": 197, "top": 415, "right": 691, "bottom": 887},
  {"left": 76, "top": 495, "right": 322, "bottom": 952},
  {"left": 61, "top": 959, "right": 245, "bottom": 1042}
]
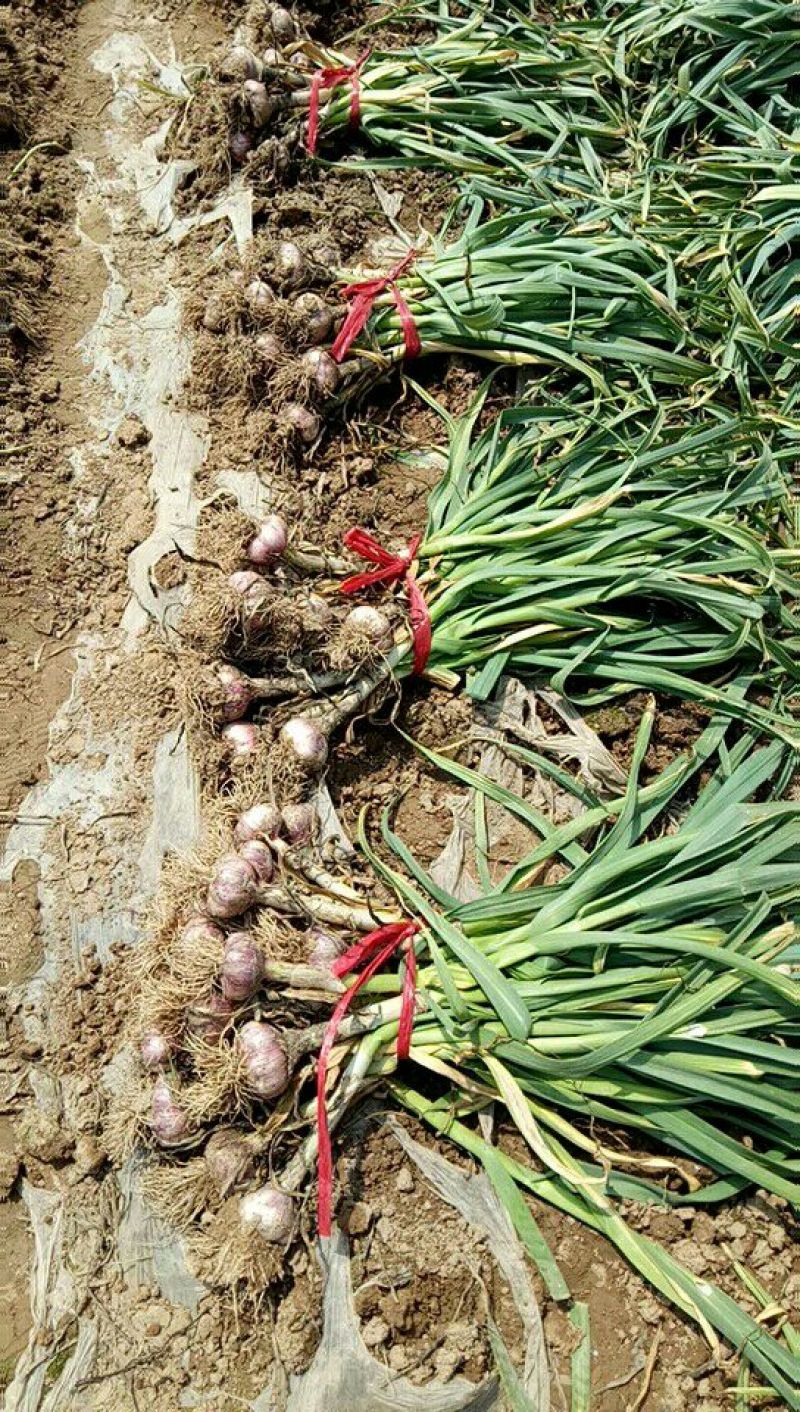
[
  {"left": 2, "top": 0, "right": 82, "bottom": 1378},
  {"left": 2, "top": 1, "right": 797, "bottom": 1409}
]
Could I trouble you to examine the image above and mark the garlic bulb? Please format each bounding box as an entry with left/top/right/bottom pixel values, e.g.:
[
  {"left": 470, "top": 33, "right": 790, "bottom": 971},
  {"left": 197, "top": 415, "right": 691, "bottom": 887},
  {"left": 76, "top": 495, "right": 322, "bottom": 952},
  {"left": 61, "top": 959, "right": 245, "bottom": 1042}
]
[
  {"left": 237, "top": 1021, "right": 289, "bottom": 1100},
  {"left": 240, "top": 1184, "right": 294, "bottom": 1241}
]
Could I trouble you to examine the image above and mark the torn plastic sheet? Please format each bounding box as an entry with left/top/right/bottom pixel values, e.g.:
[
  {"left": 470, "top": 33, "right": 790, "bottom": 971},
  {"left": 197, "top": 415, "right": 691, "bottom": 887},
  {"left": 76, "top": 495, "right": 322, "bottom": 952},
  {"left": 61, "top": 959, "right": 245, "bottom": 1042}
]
[
  {"left": 39, "top": 1320, "right": 99, "bottom": 1412},
  {"left": 265, "top": 1115, "right": 550, "bottom": 1412},
  {"left": 429, "top": 677, "right": 535, "bottom": 900},
  {"left": 430, "top": 676, "right": 610, "bottom": 899},
  {"left": 216, "top": 464, "right": 280, "bottom": 520},
  {"left": 476, "top": 678, "right": 588, "bottom": 836},
  {"left": 315, "top": 779, "right": 355, "bottom": 855},
  {"left": 90, "top": 31, "right": 253, "bottom": 254},
  {"left": 390, "top": 1121, "right": 549, "bottom": 1412},
  {"left": 4, "top": 1208, "right": 99, "bottom": 1412},
  {"left": 117, "top": 1150, "right": 207, "bottom": 1312},
  {"left": 4, "top": 24, "right": 212, "bottom": 1410},
  {"left": 139, "top": 727, "right": 203, "bottom": 893},
  {"left": 4, "top": 725, "right": 204, "bottom": 1412},
  {"left": 279, "top": 1227, "right": 500, "bottom": 1412},
  {"left": 479, "top": 682, "right": 625, "bottom": 797},
  {"left": 3, "top": 1184, "right": 79, "bottom": 1412},
  {"left": 3, "top": 650, "right": 155, "bottom": 1071},
  {"left": 71, "top": 229, "right": 206, "bottom": 636},
  {"left": 430, "top": 789, "right": 483, "bottom": 903},
  {"left": 170, "top": 177, "right": 254, "bottom": 257},
  {"left": 83, "top": 33, "right": 260, "bottom": 640}
]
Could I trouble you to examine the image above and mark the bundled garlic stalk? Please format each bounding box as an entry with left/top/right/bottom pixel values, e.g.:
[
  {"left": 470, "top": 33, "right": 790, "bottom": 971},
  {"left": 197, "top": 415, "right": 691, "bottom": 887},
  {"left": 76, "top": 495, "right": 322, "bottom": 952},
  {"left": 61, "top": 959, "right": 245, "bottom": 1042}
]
[{"left": 138, "top": 789, "right": 400, "bottom": 1136}]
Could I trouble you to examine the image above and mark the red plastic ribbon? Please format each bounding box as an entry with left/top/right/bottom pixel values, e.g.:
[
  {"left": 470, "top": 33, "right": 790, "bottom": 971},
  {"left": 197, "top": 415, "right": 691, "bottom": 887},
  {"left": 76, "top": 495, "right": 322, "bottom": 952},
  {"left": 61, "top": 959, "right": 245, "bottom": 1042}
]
[
  {"left": 331, "top": 250, "right": 421, "bottom": 364},
  {"left": 306, "top": 49, "right": 370, "bottom": 156},
  {"left": 340, "top": 527, "right": 431, "bottom": 674},
  {"left": 316, "top": 920, "right": 420, "bottom": 1238}
]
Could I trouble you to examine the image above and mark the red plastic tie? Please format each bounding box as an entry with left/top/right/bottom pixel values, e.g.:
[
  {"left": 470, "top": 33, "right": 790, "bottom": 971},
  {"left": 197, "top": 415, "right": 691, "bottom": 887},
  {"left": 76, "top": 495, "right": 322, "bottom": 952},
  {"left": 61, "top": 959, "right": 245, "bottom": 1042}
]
[
  {"left": 306, "top": 48, "right": 371, "bottom": 156},
  {"left": 331, "top": 250, "right": 420, "bottom": 364},
  {"left": 340, "top": 527, "right": 431, "bottom": 674},
  {"left": 316, "top": 920, "right": 419, "bottom": 1238}
]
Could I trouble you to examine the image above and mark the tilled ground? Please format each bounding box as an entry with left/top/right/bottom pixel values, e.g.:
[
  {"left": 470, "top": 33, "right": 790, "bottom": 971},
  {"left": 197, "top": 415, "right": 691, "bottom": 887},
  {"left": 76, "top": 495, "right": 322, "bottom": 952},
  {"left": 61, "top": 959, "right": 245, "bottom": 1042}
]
[{"left": 1, "top": 2, "right": 797, "bottom": 1409}]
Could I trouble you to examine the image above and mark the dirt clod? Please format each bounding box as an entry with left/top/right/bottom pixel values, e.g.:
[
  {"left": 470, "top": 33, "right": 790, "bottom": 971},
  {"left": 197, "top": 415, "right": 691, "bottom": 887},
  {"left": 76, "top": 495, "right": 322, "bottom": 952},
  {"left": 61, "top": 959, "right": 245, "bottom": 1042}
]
[
  {"left": 116, "top": 413, "right": 151, "bottom": 448},
  {"left": 0, "top": 1151, "right": 21, "bottom": 1200}
]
